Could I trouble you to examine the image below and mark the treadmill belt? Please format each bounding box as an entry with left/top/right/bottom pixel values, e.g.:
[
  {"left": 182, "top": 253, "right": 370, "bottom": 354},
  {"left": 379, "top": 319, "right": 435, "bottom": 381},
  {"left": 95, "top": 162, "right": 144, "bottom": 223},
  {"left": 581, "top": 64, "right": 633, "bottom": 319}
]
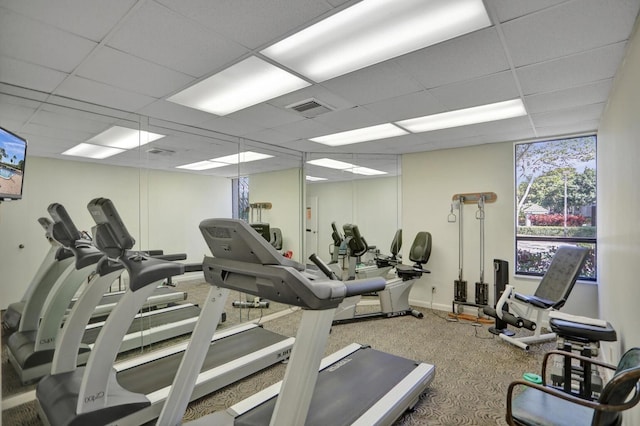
[
  {"left": 117, "top": 327, "right": 287, "bottom": 394},
  {"left": 236, "top": 347, "right": 421, "bottom": 426},
  {"left": 81, "top": 305, "right": 200, "bottom": 344}
]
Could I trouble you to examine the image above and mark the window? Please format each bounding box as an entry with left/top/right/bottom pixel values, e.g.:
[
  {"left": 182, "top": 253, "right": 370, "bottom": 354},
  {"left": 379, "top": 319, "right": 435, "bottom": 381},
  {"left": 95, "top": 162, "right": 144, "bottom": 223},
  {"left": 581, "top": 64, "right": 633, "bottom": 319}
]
[
  {"left": 515, "top": 135, "right": 596, "bottom": 280},
  {"left": 232, "top": 176, "right": 250, "bottom": 221}
]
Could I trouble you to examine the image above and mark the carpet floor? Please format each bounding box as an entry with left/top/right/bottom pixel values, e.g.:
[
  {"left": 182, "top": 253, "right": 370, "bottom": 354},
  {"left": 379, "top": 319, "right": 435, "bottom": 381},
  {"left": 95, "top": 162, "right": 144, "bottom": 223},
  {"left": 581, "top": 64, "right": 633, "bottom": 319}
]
[{"left": 2, "top": 281, "right": 557, "bottom": 425}]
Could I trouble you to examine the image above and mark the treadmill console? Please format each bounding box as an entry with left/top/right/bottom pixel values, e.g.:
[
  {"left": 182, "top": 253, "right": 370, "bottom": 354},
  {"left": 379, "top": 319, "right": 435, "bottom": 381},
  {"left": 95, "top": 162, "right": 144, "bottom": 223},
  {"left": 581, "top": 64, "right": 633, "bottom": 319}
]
[
  {"left": 87, "top": 198, "right": 136, "bottom": 259},
  {"left": 47, "top": 203, "right": 83, "bottom": 248}
]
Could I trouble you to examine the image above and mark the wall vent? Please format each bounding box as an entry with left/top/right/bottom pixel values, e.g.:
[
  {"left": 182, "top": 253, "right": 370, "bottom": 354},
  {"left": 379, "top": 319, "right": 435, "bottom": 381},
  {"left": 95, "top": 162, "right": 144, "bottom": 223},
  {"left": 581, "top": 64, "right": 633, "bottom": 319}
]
[{"left": 286, "top": 98, "right": 334, "bottom": 118}]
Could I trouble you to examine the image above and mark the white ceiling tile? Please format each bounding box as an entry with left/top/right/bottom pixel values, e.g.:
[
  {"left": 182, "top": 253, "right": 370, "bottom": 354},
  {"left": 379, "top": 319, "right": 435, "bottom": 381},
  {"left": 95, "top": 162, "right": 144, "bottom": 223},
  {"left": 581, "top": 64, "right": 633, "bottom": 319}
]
[
  {"left": 0, "top": 119, "right": 30, "bottom": 135},
  {"left": 0, "top": 0, "right": 137, "bottom": 41},
  {"left": 241, "top": 128, "right": 295, "bottom": 145},
  {"left": 0, "top": 56, "right": 68, "bottom": 93},
  {"left": 488, "top": 0, "right": 570, "bottom": 22},
  {"left": 107, "top": 1, "right": 247, "bottom": 78},
  {"left": 502, "top": 0, "right": 640, "bottom": 66},
  {"left": 396, "top": 28, "right": 510, "bottom": 89},
  {"left": 0, "top": 100, "right": 38, "bottom": 126},
  {"left": 312, "top": 106, "right": 383, "bottom": 132},
  {"left": 517, "top": 43, "right": 626, "bottom": 95},
  {"left": 22, "top": 122, "right": 94, "bottom": 143},
  {"left": 56, "top": 76, "right": 156, "bottom": 112},
  {"left": 228, "top": 104, "right": 304, "bottom": 129},
  {"left": 321, "top": 62, "right": 423, "bottom": 105},
  {"left": 198, "top": 116, "right": 264, "bottom": 137},
  {"left": 18, "top": 133, "right": 78, "bottom": 156},
  {"left": 0, "top": 9, "right": 97, "bottom": 73},
  {"left": 531, "top": 103, "right": 605, "bottom": 128},
  {"left": 30, "top": 109, "right": 111, "bottom": 134},
  {"left": 40, "top": 103, "right": 124, "bottom": 126},
  {"left": 157, "top": 0, "right": 333, "bottom": 49},
  {"left": 272, "top": 119, "right": 335, "bottom": 140},
  {"left": 474, "top": 128, "right": 537, "bottom": 144},
  {"left": 76, "top": 47, "right": 194, "bottom": 98},
  {"left": 428, "top": 71, "right": 520, "bottom": 110},
  {"left": 524, "top": 79, "right": 613, "bottom": 114},
  {"left": 473, "top": 115, "right": 533, "bottom": 135},
  {"left": 535, "top": 120, "right": 600, "bottom": 138},
  {"left": 354, "top": 91, "right": 443, "bottom": 122},
  {"left": 138, "top": 100, "right": 215, "bottom": 126}
]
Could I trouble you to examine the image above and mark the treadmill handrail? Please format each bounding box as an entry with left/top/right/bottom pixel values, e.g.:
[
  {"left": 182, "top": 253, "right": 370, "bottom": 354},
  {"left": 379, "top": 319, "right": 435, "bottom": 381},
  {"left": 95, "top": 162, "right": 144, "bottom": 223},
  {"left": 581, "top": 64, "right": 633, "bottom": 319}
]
[{"left": 205, "top": 256, "right": 384, "bottom": 309}]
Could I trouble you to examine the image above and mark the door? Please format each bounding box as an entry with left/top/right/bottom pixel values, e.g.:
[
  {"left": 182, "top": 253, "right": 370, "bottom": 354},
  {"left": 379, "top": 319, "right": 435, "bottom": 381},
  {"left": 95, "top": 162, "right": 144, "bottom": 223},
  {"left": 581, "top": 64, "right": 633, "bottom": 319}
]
[{"left": 305, "top": 196, "right": 319, "bottom": 261}]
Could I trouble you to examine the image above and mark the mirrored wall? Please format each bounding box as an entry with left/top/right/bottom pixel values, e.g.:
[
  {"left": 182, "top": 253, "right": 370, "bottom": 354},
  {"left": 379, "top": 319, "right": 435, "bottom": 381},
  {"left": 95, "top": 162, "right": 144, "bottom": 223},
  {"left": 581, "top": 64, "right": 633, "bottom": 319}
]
[{"left": 303, "top": 152, "right": 402, "bottom": 272}]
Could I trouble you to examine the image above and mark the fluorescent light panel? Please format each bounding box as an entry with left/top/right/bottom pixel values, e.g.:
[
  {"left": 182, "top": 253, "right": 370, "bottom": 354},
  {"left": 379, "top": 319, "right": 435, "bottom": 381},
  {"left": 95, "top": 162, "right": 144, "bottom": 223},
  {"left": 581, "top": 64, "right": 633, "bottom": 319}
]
[
  {"left": 62, "top": 143, "right": 125, "bottom": 159},
  {"left": 210, "top": 151, "right": 273, "bottom": 165},
  {"left": 176, "top": 161, "right": 226, "bottom": 171},
  {"left": 310, "top": 123, "right": 407, "bottom": 146},
  {"left": 306, "top": 176, "right": 328, "bottom": 181},
  {"left": 306, "top": 158, "right": 355, "bottom": 170},
  {"left": 261, "top": 0, "right": 490, "bottom": 82},
  {"left": 177, "top": 151, "right": 273, "bottom": 171},
  {"left": 396, "top": 99, "right": 527, "bottom": 133},
  {"left": 351, "top": 167, "right": 387, "bottom": 176},
  {"left": 306, "top": 158, "right": 386, "bottom": 176},
  {"left": 88, "top": 126, "right": 165, "bottom": 149},
  {"left": 167, "top": 56, "right": 310, "bottom": 116}
]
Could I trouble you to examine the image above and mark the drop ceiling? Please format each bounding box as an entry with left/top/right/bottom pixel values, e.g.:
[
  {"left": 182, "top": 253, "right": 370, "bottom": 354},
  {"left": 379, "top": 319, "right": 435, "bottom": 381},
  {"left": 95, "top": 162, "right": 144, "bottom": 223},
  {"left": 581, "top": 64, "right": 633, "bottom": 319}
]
[{"left": 0, "top": 0, "right": 638, "bottom": 179}]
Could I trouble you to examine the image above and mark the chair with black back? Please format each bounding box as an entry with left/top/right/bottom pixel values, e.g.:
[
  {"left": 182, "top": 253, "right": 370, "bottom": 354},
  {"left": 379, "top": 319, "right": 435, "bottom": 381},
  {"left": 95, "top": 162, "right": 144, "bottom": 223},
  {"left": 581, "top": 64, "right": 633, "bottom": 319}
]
[{"left": 506, "top": 347, "right": 640, "bottom": 426}]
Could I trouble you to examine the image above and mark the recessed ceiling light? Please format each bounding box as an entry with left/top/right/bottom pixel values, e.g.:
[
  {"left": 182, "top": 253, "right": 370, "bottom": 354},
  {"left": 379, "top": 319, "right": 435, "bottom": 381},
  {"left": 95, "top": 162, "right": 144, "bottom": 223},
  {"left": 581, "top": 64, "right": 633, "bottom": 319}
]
[
  {"left": 167, "top": 56, "right": 311, "bottom": 116},
  {"left": 350, "top": 167, "right": 387, "bottom": 176},
  {"left": 176, "top": 160, "right": 226, "bottom": 171},
  {"left": 62, "top": 143, "right": 125, "bottom": 159},
  {"left": 261, "top": 0, "right": 491, "bottom": 82},
  {"left": 88, "top": 126, "right": 165, "bottom": 149},
  {"left": 210, "top": 151, "right": 274, "bottom": 165},
  {"left": 395, "top": 99, "right": 527, "bottom": 133},
  {"left": 176, "top": 151, "right": 274, "bottom": 171},
  {"left": 306, "top": 176, "right": 328, "bottom": 181},
  {"left": 310, "top": 124, "right": 408, "bottom": 146},
  {"left": 306, "top": 158, "right": 355, "bottom": 170}
]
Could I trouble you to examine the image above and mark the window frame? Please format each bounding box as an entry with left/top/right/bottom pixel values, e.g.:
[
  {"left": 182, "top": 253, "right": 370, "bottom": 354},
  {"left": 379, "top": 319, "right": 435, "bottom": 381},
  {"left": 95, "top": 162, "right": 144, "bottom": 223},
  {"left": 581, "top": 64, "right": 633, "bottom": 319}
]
[{"left": 513, "top": 134, "right": 597, "bottom": 282}]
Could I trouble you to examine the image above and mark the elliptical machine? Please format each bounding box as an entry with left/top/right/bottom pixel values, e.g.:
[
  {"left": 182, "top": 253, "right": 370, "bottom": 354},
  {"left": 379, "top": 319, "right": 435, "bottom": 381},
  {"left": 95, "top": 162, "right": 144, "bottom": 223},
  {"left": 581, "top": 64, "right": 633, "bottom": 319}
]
[{"left": 333, "top": 226, "right": 431, "bottom": 324}]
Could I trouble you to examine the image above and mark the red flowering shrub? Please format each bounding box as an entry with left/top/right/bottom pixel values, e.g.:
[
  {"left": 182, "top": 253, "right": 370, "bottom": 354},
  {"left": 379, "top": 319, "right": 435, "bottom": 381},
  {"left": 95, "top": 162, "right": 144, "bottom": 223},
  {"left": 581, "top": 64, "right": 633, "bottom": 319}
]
[{"left": 529, "top": 214, "right": 587, "bottom": 226}]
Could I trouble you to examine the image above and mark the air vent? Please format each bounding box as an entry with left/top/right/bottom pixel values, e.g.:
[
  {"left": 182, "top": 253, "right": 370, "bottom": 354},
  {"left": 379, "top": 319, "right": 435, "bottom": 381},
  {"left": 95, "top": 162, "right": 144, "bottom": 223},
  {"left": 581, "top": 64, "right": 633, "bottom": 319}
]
[
  {"left": 146, "top": 147, "right": 175, "bottom": 156},
  {"left": 286, "top": 98, "right": 334, "bottom": 118}
]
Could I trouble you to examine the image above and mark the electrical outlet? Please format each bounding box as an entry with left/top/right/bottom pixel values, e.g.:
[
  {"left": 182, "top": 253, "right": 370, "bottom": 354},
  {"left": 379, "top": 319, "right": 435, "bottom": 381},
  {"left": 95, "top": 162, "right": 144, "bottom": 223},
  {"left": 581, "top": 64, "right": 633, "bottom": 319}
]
[{"left": 431, "top": 285, "right": 436, "bottom": 293}]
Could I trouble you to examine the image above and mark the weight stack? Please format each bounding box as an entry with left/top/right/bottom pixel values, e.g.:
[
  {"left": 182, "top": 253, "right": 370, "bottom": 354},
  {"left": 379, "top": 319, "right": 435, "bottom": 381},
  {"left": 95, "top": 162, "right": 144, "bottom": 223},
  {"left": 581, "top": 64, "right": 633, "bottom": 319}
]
[
  {"left": 475, "top": 282, "right": 488, "bottom": 305},
  {"left": 454, "top": 279, "right": 467, "bottom": 302}
]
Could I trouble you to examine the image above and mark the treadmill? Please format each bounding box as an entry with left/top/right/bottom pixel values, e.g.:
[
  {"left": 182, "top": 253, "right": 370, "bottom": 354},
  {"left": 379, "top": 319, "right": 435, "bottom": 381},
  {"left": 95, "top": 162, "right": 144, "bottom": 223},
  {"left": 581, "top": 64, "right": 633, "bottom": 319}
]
[
  {"left": 36, "top": 198, "right": 294, "bottom": 426},
  {"left": 6, "top": 203, "right": 198, "bottom": 384},
  {"left": 157, "top": 218, "right": 436, "bottom": 426},
  {"left": 3, "top": 219, "right": 187, "bottom": 334},
  {"left": 3, "top": 217, "right": 75, "bottom": 332}
]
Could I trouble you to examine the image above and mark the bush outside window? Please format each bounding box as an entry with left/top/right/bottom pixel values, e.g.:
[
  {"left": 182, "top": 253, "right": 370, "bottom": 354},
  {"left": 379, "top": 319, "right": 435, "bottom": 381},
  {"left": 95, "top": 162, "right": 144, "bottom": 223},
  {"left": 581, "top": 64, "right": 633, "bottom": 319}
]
[{"left": 515, "top": 135, "right": 596, "bottom": 280}]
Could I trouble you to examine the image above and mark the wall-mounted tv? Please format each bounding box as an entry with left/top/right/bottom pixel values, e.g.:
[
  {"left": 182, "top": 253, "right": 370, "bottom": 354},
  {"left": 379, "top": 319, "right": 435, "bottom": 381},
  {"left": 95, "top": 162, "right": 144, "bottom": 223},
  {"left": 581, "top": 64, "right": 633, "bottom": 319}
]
[{"left": 0, "top": 126, "right": 27, "bottom": 201}]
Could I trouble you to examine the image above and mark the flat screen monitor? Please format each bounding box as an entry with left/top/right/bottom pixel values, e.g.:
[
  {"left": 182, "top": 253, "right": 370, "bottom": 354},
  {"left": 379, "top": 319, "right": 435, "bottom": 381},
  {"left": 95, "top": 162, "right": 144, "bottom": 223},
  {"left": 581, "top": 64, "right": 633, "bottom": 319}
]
[{"left": 0, "top": 126, "right": 27, "bottom": 201}]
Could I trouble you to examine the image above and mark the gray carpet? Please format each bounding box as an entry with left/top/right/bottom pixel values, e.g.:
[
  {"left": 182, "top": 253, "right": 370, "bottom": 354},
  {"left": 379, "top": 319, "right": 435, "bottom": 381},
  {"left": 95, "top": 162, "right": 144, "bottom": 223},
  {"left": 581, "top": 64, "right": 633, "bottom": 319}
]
[{"left": 2, "top": 281, "right": 556, "bottom": 425}]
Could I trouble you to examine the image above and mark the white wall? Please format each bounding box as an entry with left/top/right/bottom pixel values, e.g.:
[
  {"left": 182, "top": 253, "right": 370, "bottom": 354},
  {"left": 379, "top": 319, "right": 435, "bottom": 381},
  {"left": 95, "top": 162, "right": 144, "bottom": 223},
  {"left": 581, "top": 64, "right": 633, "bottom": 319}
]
[
  {"left": 306, "top": 176, "right": 401, "bottom": 264},
  {"left": 597, "top": 18, "right": 640, "bottom": 425},
  {"left": 0, "top": 156, "right": 231, "bottom": 309},
  {"left": 248, "top": 168, "right": 303, "bottom": 262},
  {"left": 402, "top": 142, "right": 598, "bottom": 317}
]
